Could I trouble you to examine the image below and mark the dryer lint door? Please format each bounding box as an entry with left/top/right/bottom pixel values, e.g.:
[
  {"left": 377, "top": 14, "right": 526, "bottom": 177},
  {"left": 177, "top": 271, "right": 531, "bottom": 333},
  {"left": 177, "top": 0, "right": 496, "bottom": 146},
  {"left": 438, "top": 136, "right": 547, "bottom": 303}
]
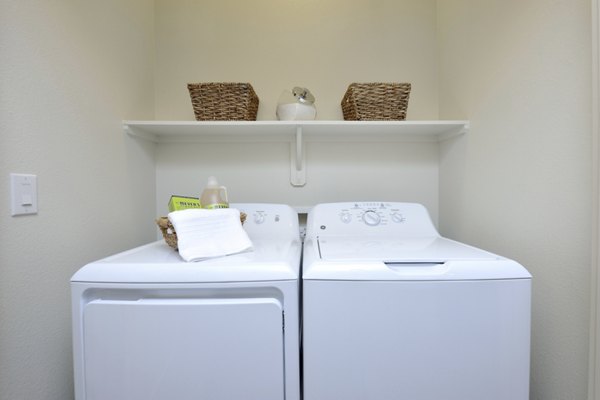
[{"left": 82, "top": 297, "right": 284, "bottom": 400}]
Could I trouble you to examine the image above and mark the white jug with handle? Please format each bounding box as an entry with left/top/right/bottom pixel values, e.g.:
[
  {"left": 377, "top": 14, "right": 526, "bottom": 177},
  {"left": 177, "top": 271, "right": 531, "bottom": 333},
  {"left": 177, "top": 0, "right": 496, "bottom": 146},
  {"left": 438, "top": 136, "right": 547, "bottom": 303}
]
[{"left": 200, "top": 176, "right": 229, "bottom": 209}]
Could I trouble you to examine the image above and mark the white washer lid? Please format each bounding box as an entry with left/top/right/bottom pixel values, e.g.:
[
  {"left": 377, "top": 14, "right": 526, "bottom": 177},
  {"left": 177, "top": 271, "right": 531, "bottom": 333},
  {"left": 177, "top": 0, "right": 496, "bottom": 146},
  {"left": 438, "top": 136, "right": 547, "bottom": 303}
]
[
  {"left": 317, "top": 236, "right": 498, "bottom": 263},
  {"left": 305, "top": 236, "right": 531, "bottom": 281},
  {"left": 71, "top": 239, "right": 301, "bottom": 283}
]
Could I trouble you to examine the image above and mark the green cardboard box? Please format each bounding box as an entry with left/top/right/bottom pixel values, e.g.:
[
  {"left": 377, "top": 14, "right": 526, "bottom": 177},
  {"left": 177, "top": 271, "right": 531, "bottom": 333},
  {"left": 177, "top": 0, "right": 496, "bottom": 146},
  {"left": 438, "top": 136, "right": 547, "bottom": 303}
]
[{"left": 168, "top": 195, "right": 202, "bottom": 212}]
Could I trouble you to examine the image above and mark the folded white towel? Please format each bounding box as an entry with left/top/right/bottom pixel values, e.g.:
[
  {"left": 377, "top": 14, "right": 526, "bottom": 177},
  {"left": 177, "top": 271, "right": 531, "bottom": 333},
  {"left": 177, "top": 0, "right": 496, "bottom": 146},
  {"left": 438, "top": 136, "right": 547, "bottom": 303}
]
[{"left": 168, "top": 208, "right": 253, "bottom": 262}]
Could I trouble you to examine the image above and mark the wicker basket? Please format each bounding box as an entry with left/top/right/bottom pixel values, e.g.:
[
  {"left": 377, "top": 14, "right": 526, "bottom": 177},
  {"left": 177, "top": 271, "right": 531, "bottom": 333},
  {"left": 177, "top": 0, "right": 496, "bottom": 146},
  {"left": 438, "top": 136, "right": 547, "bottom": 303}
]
[
  {"left": 187, "top": 82, "right": 259, "bottom": 121},
  {"left": 156, "top": 212, "right": 247, "bottom": 250},
  {"left": 341, "top": 83, "right": 411, "bottom": 120}
]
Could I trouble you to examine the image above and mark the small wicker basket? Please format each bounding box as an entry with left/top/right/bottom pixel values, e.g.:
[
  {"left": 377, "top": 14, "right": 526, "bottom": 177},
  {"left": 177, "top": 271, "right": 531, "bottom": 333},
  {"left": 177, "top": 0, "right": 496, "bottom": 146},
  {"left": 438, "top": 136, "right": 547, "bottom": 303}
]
[
  {"left": 187, "top": 82, "right": 259, "bottom": 121},
  {"left": 341, "top": 83, "right": 411, "bottom": 121},
  {"left": 156, "top": 212, "right": 247, "bottom": 250}
]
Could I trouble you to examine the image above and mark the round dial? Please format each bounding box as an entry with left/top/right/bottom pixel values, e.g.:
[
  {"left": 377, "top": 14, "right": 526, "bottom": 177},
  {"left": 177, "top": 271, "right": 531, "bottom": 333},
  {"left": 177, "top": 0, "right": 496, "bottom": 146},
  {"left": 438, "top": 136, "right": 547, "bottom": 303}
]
[
  {"left": 340, "top": 212, "right": 352, "bottom": 224},
  {"left": 254, "top": 213, "right": 265, "bottom": 224},
  {"left": 391, "top": 212, "right": 405, "bottom": 223},
  {"left": 362, "top": 210, "right": 381, "bottom": 226}
]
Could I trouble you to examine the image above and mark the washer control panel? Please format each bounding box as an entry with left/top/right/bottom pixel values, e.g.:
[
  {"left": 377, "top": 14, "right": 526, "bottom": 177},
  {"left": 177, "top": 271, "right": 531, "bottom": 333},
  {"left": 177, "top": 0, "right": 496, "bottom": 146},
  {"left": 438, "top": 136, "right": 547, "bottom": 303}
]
[
  {"left": 310, "top": 202, "right": 438, "bottom": 237},
  {"left": 337, "top": 203, "right": 407, "bottom": 227}
]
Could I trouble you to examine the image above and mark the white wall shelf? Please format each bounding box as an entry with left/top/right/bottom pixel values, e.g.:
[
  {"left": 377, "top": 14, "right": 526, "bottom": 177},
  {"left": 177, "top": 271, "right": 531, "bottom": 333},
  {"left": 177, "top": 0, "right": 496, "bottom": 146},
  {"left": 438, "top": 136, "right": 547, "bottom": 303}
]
[{"left": 123, "top": 120, "right": 469, "bottom": 186}]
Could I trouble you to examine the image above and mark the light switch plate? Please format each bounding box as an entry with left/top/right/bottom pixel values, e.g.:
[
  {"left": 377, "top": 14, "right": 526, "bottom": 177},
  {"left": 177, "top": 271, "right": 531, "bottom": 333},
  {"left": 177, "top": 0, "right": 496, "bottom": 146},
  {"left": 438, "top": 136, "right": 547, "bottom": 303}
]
[{"left": 10, "top": 173, "right": 37, "bottom": 216}]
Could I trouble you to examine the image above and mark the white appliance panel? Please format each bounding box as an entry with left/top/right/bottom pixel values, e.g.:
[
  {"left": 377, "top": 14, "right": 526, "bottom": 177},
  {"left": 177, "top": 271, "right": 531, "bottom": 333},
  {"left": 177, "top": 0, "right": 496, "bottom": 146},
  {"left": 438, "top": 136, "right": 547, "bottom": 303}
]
[
  {"left": 303, "top": 279, "right": 531, "bottom": 400},
  {"left": 72, "top": 204, "right": 301, "bottom": 400},
  {"left": 303, "top": 202, "right": 531, "bottom": 400},
  {"left": 306, "top": 202, "right": 439, "bottom": 238},
  {"left": 71, "top": 203, "right": 301, "bottom": 284},
  {"left": 83, "top": 297, "right": 284, "bottom": 400},
  {"left": 317, "top": 236, "right": 498, "bottom": 262},
  {"left": 71, "top": 239, "right": 300, "bottom": 283}
]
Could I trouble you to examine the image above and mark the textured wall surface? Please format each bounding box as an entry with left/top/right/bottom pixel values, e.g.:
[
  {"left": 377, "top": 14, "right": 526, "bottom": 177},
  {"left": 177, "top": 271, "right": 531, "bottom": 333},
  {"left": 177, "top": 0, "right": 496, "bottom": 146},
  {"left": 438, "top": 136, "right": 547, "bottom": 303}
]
[
  {"left": 152, "top": 0, "right": 442, "bottom": 216},
  {"left": 0, "top": 2, "right": 155, "bottom": 399},
  {"left": 0, "top": 1, "right": 594, "bottom": 399},
  {"left": 438, "top": 1, "right": 592, "bottom": 399},
  {"left": 154, "top": 0, "right": 439, "bottom": 121}
]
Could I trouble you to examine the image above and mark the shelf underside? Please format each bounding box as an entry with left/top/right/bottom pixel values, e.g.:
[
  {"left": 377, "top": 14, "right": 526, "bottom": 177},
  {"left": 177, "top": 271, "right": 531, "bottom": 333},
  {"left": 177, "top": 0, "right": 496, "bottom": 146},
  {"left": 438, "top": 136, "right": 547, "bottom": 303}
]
[
  {"left": 124, "top": 120, "right": 469, "bottom": 186},
  {"left": 124, "top": 120, "right": 469, "bottom": 143}
]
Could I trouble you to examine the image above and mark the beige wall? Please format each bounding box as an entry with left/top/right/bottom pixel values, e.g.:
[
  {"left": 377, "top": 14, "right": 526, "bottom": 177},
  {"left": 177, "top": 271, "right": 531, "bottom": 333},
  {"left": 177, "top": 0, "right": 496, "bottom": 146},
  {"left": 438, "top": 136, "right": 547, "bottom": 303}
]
[
  {"left": 0, "top": 1, "right": 155, "bottom": 399},
  {"left": 154, "top": 0, "right": 439, "bottom": 121},
  {"left": 0, "top": 1, "right": 595, "bottom": 400},
  {"left": 153, "top": 0, "right": 442, "bottom": 218},
  {"left": 438, "top": 1, "right": 592, "bottom": 399}
]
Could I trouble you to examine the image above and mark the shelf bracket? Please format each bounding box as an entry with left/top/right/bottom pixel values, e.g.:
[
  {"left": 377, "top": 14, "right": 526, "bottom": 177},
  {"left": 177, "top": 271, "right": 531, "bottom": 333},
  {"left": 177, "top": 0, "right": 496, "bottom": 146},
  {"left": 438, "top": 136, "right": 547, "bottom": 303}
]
[
  {"left": 290, "top": 126, "right": 306, "bottom": 186},
  {"left": 123, "top": 123, "right": 158, "bottom": 142}
]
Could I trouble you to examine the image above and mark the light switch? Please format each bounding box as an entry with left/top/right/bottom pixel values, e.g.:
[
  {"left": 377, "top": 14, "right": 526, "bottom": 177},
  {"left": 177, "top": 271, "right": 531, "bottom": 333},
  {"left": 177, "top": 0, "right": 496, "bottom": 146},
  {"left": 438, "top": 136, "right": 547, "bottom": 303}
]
[
  {"left": 10, "top": 173, "right": 37, "bottom": 216},
  {"left": 21, "top": 194, "right": 33, "bottom": 206}
]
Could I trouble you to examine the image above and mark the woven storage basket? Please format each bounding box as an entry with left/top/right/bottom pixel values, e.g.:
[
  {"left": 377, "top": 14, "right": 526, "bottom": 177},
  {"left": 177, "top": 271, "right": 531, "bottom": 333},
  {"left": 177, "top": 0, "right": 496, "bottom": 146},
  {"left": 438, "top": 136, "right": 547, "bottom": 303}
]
[
  {"left": 341, "top": 82, "right": 411, "bottom": 120},
  {"left": 156, "top": 212, "right": 247, "bottom": 250},
  {"left": 187, "top": 82, "right": 259, "bottom": 121}
]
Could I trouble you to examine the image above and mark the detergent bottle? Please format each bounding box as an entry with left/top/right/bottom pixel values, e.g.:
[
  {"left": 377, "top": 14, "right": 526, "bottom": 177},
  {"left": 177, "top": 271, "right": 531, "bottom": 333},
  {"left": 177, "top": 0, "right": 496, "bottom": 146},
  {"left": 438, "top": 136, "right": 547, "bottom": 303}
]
[{"left": 200, "top": 176, "right": 229, "bottom": 209}]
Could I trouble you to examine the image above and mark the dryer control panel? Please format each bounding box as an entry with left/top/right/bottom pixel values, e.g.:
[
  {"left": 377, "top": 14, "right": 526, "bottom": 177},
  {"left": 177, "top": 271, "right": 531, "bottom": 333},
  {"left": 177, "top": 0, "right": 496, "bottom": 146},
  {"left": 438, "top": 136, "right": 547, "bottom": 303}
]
[
  {"left": 231, "top": 203, "right": 300, "bottom": 240},
  {"left": 307, "top": 202, "right": 439, "bottom": 238}
]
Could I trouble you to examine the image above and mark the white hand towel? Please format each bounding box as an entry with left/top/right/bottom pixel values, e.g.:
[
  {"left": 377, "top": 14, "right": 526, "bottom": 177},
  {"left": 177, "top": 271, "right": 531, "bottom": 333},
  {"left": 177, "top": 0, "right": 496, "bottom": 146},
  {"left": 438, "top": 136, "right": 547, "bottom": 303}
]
[{"left": 168, "top": 208, "right": 253, "bottom": 262}]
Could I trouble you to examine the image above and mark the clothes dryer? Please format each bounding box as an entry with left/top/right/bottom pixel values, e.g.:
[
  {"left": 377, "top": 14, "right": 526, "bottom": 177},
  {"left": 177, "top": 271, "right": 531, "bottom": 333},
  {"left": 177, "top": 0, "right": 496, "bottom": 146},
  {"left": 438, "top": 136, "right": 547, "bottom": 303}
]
[
  {"left": 303, "top": 202, "right": 531, "bottom": 400},
  {"left": 71, "top": 204, "right": 300, "bottom": 400}
]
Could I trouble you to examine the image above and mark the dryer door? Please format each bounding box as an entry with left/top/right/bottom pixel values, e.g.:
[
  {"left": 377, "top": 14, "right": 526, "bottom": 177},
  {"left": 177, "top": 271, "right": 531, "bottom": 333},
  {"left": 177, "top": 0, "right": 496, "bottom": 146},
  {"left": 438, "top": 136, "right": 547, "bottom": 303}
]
[{"left": 82, "top": 297, "right": 284, "bottom": 400}]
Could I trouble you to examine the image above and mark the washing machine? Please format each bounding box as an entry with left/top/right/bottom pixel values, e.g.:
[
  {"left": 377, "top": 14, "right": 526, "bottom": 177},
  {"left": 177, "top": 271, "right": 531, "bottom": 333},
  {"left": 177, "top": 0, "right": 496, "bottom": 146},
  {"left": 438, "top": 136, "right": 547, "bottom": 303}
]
[
  {"left": 303, "top": 202, "right": 531, "bottom": 400},
  {"left": 71, "top": 204, "right": 301, "bottom": 400}
]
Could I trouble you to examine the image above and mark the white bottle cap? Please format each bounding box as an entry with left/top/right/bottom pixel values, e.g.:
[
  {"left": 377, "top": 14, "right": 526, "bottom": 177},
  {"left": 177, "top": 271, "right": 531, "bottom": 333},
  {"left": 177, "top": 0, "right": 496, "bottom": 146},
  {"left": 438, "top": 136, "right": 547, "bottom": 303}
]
[{"left": 206, "top": 176, "right": 219, "bottom": 188}]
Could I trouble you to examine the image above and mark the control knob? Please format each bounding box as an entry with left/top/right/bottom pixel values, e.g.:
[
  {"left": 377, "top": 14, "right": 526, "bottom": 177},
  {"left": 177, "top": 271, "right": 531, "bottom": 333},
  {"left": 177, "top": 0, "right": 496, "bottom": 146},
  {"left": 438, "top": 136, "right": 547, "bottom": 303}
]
[
  {"left": 362, "top": 210, "right": 381, "bottom": 226},
  {"left": 340, "top": 212, "right": 352, "bottom": 224},
  {"left": 390, "top": 212, "right": 406, "bottom": 223},
  {"left": 254, "top": 213, "right": 266, "bottom": 224}
]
